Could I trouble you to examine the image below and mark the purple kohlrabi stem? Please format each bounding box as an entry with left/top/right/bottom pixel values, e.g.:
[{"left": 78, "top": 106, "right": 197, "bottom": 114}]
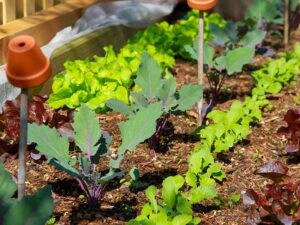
[
  {"left": 75, "top": 177, "right": 105, "bottom": 207},
  {"left": 148, "top": 114, "right": 169, "bottom": 149}
]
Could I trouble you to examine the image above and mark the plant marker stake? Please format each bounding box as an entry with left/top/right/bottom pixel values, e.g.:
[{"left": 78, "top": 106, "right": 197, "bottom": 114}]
[
  {"left": 198, "top": 11, "right": 204, "bottom": 125},
  {"left": 5, "top": 35, "right": 52, "bottom": 199},
  {"left": 284, "top": 0, "right": 290, "bottom": 46},
  {"left": 18, "top": 88, "right": 28, "bottom": 199},
  {"left": 187, "top": 0, "right": 218, "bottom": 125}
]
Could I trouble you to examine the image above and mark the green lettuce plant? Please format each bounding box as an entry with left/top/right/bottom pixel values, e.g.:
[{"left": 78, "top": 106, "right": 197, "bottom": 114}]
[
  {"left": 252, "top": 58, "right": 299, "bottom": 94},
  {"left": 0, "top": 162, "right": 53, "bottom": 225},
  {"left": 185, "top": 147, "right": 225, "bottom": 204},
  {"left": 107, "top": 52, "right": 202, "bottom": 148},
  {"left": 127, "top": 176, "right": 201, "bottom": 225},
  {"left": 199, "top": 100, "right": 260, "bottom": 153},
  {"left": 28, "top": 103, "right": 163, "bottom": 207}
]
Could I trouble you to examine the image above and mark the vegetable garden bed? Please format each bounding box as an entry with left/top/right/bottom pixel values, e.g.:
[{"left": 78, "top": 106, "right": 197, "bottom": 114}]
[{"left": 2, "top": 1, "right": 300, "bottom": 225}]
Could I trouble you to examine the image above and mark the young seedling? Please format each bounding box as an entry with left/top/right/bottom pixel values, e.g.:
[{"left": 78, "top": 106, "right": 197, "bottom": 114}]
[
  {"left": 28, "top": 103, "right": 163, "bottom": 206},
  {"left": 107, "top": 52, "right": 202, "bottom": 150}
]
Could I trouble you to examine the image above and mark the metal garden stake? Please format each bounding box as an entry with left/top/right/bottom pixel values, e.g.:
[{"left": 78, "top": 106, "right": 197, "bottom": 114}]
[
  {"left": 5, "top": 35, "right": 52, "bottom": 199},
  {"left": 284, "top": 0, "right": 290, "bottom": 46},
  {"left": 187, "top": 0, "right": 218, "bottom": 125}
]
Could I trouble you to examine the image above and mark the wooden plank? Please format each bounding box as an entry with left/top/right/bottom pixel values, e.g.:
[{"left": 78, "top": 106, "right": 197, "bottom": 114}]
[
  {"left": 23, "top": 0, "right": 35, "bottom": 16},
  {"left": 2, "top": 0, "right": 16, "bottom": 24},
  {"left": 42, "top": 0, "right": 53, "bottom": 9},
  {"left": 0, "top": 0, "right": 103, "bottom": 64}
]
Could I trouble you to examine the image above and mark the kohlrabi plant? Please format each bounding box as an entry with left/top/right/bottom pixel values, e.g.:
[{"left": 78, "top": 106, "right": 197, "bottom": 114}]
[
  {"left": 107, "top": 52, "right": 202, "bottom": 149},
  {"left": 0, "top": 161, "right": 54, "bottom": 225},
  {"left": 28, "top": 103, "right": 163, "bottom": 207},
  {"left": 127, "top": 175, "right": 201, "bottom": 225},
  {"left": 243, "top": 160, "right": 300, "bottom": 225},
  {"left": 185, "top": 39, "right": 254, "bottom": 106},
  {"left": 209, "top": 20, "right": 266, "bottom": 50}
]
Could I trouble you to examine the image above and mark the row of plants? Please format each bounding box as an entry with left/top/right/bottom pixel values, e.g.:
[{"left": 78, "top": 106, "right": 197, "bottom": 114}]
[
  {"left": 47, "top": 11, "right": 225, "bottom": 112},
  {"left": 126, "top": 41, "right": 300, "bottom": 225},
  {"left": 1, "top": 3, "right": 300, "bottom": 224}
]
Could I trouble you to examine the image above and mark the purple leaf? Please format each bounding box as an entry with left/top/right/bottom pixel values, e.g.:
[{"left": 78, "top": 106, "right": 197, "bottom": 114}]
[{"left": 255, "top": 160, "right": 289, "bottom": 182}]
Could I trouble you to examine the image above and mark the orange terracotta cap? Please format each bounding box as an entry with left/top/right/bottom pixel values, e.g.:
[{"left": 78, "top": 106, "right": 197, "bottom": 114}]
[
  {"left": 6, "top": 35, "right": 51, "bottom": 88},
  {"left": 187, "top": 0, "right": 218, "bottom": 11}
]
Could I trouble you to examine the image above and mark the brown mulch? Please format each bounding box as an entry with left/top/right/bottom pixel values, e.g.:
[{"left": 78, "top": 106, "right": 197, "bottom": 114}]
[{"left": 3, "top": 28, "right": 300, "bottom": 225}]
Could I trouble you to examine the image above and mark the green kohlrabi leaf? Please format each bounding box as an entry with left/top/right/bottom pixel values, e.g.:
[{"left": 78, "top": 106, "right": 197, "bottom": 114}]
[
  {"left": 224, "top": 47, "right": 255, "bottom": 75},
  {"left": 73, "top": 104, "right": 101, "bottom": 158},
  {"left": 0, "top": 161, "right": 16, "bottom": 201},
  {"left": 110, "top": 102, "right": 163, "bottom": 169},
  {"left": 204, "top": 42, "right": 215, "bottom": 68},
  {"left": 28, "top": 124, "right": 69, "bottom": 162},
  {"left": 106, "top": 99, "right": 133, "bottom": 116},
  {"left": 4, "top": 186, "right": 54, "bottom": 225},
  {"left": 135, "top": 52, "right": 163, "bottom": 101},
  {"left": 176, "top": 84, "right": 203, "bottom": 111},
  {"left": 240, "top": 29, "right": 266, "bottom": 48},
  {"left": 157, "top": 76, "right": 178, "bottom": 111}
]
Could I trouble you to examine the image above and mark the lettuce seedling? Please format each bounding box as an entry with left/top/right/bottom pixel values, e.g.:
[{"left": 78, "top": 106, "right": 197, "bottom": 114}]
[
  {"left": 185, "top": 39, "right": 254, "bottom": 106},
  {"left": 277, "top": 109, "right": 300, "bottom": 154},
  {"left": 28, "top": 103, "right": 163, "bottom": 207},
  {"left": 107, "top": 52, "right": 202, "bottom": 149},
  {"left": 199, "top": 101, "right": 254, "bottom": 153},
  {"left": 0, "top": 161, "right": 53, "bottom": 225},
  {"left": 243, "top": 160, "right": 300, "bottom": 225},
  {"left": 185, "top": 147, "right": 225, "bottom": 204},
  {"left": 127, "top": 176, "right": 201, "bottom": 225}
]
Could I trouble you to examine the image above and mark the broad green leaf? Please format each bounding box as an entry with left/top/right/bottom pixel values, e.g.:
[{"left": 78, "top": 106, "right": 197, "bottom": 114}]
[
  {"left": 176, "top": 84, "right": 203, "bottom": 111},
  {"left": 135, "top": 52, "right": 163, "bottom": 101},
  {"left": 73, "top": 104, "right": 101, "bottom": 158},
  {"left": 224, "top": 47, "right": 255, "bottom": 75},
  {"left": 204, "top": 43, "right": 215, "bottom": 68},
  {"left": 240, "top": 29, "right": 266, "bottom": 48},
  {"left": 110, "top": 102, "right": 163, "bottom": 169},
  {"left": 28, "top": 124, "right": 69, "bottom": 162},
  {"left": 145, "top": 186, "right": 158, "bottom": 213},
  {"left": 119, "top": 102, "right": 163, "bottom": 153},
  {"left": 4, "top": 186, "right": 54, "bottom": 225},
  {"left": 209, "top": 23, "right": 230, "bottom": 46},
  {"left": 184, "top": 45, "right": 197, "bottom": 61},
  {"left": 172, "top": 215, "right": 192, "bottom": 225},
  {"left": 162, "top": 175, "right": 184, "bottom": 208},
  {"left": 157, "top": 76, "right": 177, "bottom": 111},
  {"left": 106, "top": 99, "right": 133, "bottom": 116},
  {"left": 0, "top": 161, "right": 16, "bottom": 200}
]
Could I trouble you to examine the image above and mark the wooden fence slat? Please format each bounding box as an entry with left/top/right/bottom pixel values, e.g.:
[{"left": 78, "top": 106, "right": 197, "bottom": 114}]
[
  {"left": 23, "top": 0, "right": 35, "bottom": 16},
  {"left": 42, "top": 0, "right": 53, "bottom": 9},
  {"left": 2, "top": 0, "right": 16, "bottom": 24}
]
